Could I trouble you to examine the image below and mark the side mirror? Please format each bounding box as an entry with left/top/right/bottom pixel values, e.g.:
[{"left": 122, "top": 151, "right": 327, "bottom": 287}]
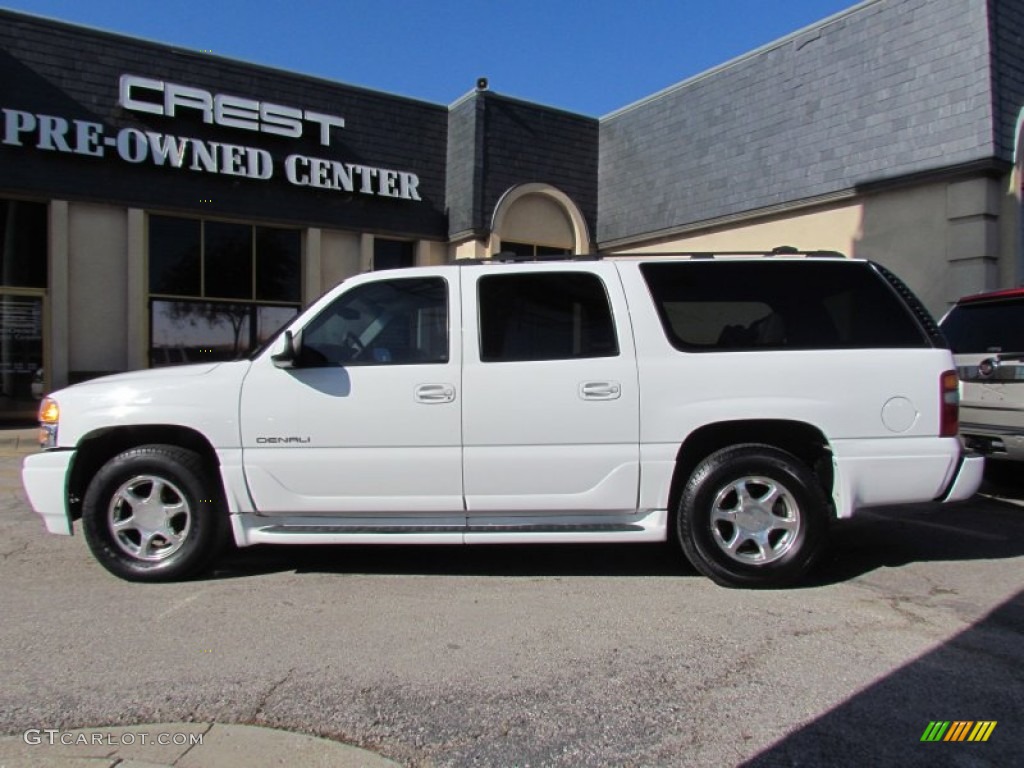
[{"left": 271, "top": 330, "right": 297, "bottom": 369}]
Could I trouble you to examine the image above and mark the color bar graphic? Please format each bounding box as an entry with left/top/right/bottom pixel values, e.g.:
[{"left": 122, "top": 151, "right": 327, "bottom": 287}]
[
  {"left": 921, "top": 721, "right": 950, "bottom": 742},
  {"left": 920, "top": 721, "right": 996, "bottom": 742},
  {"left": 967, "top": 722, "right": 997, "bottom": 742}
]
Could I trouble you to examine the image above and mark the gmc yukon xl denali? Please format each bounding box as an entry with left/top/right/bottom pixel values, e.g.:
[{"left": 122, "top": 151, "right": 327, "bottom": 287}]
[{"left": 22, "top": 252, "right": 984, "bottom": 588}]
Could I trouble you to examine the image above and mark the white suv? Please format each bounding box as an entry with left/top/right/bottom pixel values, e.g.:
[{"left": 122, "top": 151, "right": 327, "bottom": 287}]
[{"left": 23, "top": 252, "right": 983, "bottom": 588}]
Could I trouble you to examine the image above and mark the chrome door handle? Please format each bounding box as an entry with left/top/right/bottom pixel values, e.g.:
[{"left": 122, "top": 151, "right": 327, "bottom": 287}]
[
  {"left": 415, "top": 384, "right": 456, "bottom": 403},
  {"left": 579, "top": 381, "right": 621, "bottom": 400}
]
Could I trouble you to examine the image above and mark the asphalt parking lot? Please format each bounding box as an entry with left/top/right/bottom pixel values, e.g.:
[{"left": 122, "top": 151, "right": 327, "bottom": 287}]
[{"left": 0, "top": 438, "right": 1021, "bottom": 767}]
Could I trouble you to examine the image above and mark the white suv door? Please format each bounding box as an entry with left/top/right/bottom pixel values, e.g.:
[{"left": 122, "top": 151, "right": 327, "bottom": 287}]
[
  {"left": 239, "top": 272, "right": 463, "bottom": 515},
  {"left": 460, "top": 264, "right": 640, "bottom": 516}
]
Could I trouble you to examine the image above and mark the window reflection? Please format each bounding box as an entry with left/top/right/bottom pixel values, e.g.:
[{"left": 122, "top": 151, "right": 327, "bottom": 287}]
[
  {"left": 150, "top": 300, "right": 297, "bottom": 367},
  {"left": 0, "top": 294, "right": 44, "bottom": 416},
  {"left": 148, "top": 215, "right": 301, "bottom": 367}
]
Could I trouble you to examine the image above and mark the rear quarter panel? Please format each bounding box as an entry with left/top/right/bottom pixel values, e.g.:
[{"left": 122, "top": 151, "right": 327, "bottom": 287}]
[{"left": 614, "top": 261, "right": 960, "bottom": 514}]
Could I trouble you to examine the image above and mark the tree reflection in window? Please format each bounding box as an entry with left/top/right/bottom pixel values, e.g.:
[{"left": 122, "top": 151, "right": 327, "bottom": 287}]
[
  {"left": 149, "top": 216, "right": 301, "bottom": 367},
  {"left": 150, "top": 300, "right": 298, "bottom": 366}
]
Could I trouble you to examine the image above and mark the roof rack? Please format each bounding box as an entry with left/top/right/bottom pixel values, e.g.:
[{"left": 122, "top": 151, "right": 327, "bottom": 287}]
[
  {"left": 456, "top": 246, "right": 847, "bottom": 266},
  {"left": 631, "top": 246, "right": 846, "bottom": 259},
  {"left": 490, "top": 251, "right": 604, "bottom": 263}
]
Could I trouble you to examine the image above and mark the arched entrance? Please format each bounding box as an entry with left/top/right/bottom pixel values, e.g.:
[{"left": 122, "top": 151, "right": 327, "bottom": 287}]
[{"left": 489, "top": 184, "right": 591, "bottom": 257}]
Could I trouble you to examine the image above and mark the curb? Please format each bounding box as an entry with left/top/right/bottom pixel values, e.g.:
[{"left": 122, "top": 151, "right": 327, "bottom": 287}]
[{"left": 0, "top": 722, "right": 402, "bottom": 767}]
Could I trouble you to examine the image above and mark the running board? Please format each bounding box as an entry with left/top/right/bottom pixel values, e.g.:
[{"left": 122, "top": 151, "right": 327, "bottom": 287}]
[
  {"left": 261, "top": 522, "right": 643, "bottom": 535},
  {"left": 234, "top": 511, "right": 669, "bottom": 547},
  {"left": 262, "top": 524, "right": 466, "bottom": 535}
]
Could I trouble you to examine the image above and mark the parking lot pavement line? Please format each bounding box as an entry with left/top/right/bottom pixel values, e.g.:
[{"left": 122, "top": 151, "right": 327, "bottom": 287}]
[
  {"left": 155, "top": 592, "right": 205, "bottom": 621},
  {"left": 980, "top": 492, "right": 1024, "bottom": 509}
]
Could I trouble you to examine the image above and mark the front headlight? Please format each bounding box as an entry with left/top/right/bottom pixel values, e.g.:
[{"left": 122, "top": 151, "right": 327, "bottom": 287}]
[{"left": 38, "top": 397, "right": 59, "bottom": 449}]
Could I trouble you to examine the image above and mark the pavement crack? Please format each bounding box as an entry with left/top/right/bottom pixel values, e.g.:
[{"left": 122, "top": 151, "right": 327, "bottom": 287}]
[
  {"left": 252, "top": 668, "right": 296, "bottom": 720},
  {"left": 0, "top": 542, "right": 28, "bottom": 560},
  {"left": 172, "top": 722, "right": 214, "bottom": 766}
]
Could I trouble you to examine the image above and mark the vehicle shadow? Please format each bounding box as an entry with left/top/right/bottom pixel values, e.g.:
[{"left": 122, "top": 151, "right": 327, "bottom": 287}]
[
  {"left": 213, "top": 540, "right": 695, "bottom": 580},
  {"left": 807, "top": 493, "right": 1024, "bottom": 587},
  {"left": 740, "top": 588, "right": 1024, "bottom": 767},
  {"left": 208, "top": 491, "right": 1024, "bottom": 584}
]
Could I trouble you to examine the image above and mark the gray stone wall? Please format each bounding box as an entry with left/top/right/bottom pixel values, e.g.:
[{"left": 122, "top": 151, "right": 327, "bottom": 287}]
[
  {"left": 446, "top": 92, "right": 598, "bottom": 242},
  {"left": 445, "top": 95, "right": 483, "bottom": 239},
  {"left": 990, "top": 0, "right": 1024, "bottom": 159},
  {"left": 598, "top": 0, "right": 997, "bottom": 245}
]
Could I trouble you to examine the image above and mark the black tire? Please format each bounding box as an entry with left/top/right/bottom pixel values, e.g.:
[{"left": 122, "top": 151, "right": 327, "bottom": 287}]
[
  {"left": 81, "top": 444, "right": 228, "bottom": 582},
  {"left": 677, "top": 444, "right": 829, "bottom": 588}
]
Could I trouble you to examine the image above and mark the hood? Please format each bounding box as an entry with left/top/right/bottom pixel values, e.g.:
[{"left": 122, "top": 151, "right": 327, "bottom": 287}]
[{"left": 51, "top": 363, "right": 224, "bottom": 397}]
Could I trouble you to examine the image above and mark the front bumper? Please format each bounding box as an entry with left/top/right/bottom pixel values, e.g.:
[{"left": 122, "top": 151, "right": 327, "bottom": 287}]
[{"left": 21, "top": 450, "right": 74, "bottom": 535}]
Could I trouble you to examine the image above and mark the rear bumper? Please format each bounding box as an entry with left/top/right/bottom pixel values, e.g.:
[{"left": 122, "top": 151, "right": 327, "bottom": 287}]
[
  {"left": 21, "top": 450, "right": 74, "bottom": 535},
  {"left": 832, "top": 437, "right": 984, "bottom": 516},
  {"left": 937, "top": 452, "right": 985, "bottom": 502},
  {"left": 959, "top": 422, "right": 1024, "bottom": 462}
]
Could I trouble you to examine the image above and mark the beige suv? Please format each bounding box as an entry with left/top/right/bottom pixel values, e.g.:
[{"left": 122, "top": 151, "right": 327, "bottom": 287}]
[{"left": 940, "top": 288, "right": 1024, "bottom": 462}]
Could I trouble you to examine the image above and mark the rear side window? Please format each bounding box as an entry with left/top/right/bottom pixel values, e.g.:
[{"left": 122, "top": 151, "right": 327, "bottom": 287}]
[
  {"left": 478, "top": 272, "right": 619, "bottom": 362},
  {"left": 640, "top": 261, "right": 929, "bottom": 351},
  {"left": 941, "top": 298, "right": 1024, "bottom": 354}
]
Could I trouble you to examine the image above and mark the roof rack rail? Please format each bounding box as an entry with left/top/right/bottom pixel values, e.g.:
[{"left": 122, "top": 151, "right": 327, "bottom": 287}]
[
  {"left": 490, "top": 251, "right": 603, "bottom": 263},
  {"left": 456, "top": 248, "right": 847, "bottom": 265},
  {"left": 606, "top": 247, "right": 847, "bottom": 259}
]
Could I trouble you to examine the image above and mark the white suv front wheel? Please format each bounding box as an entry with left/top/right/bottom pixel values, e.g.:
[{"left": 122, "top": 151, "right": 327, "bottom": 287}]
[{"left": 82, "top": 445, "right": 227, "bottom": 582}]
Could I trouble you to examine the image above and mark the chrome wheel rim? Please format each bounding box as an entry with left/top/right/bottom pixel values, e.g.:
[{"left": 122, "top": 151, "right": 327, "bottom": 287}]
[
  {"left": 107, "top": 474, "right": 192, "bottom": 561},
  {"left": 710, "top": 475, "right": 800, "bottom": 565}
]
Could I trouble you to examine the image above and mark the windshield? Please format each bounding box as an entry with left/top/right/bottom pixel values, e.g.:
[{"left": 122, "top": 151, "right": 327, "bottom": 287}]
[{"left": 940, "top": 298, "right": 1024, "bottom": 354}]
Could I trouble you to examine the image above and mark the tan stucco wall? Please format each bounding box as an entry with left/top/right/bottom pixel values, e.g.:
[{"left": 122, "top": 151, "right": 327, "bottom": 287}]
[
  {"left": 67, "top": 202, "right": 127, "bottom": 374},
  {"left": 499, "top": 194, "right": 575, "bottom": 247},
  {"left": 417, "top": 240, "right": 449, "bottom": 266},
  {"left": 616, "top": 202, "right": 863, "bottom": 257},
  {"left": 608, "top": 175, "right": 1012, "bottom": 317},
  {"left": 998, "top": 168, "right": 1022, "bottom": 288},
  {"left": 854, "top": 183, "right": 953, "bottom": 314},
  {"left": 320, "top": 229, "right": 362, "bottom": 294},
  {"left": 451, "top": 239, "right": 488, "bottom": 260}
]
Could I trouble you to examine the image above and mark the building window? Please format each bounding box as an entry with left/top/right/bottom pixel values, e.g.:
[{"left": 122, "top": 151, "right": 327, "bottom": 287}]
[
  {"left": 1, "top": 199, "right": 48, "bottom": 419},
  {"left": 373, "top": 238, "right": 415, "bottom": 270},
  {"left": 500, "top": 241, "right": 571, "bottom": 259},
  {"left": 1, "top": 199, "right": 48, "bottom": 289},
  {"left": 149, "top": 215, "right": 301, "bottom": 367}
]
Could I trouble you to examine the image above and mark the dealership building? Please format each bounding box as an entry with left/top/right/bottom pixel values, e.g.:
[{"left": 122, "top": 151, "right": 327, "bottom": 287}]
[{"left": 1, "top": 0, "right": 1023, "bottom": 419}]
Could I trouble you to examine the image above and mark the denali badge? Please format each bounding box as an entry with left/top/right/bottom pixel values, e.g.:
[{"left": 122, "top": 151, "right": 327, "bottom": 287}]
[{"left": 255, "top": 437, "right": 311, "bottom": 444}]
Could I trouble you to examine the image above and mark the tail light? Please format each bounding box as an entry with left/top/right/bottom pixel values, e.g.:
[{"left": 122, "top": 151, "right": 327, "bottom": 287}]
[{"left": 940, "top": 370, "right": 960, "bottom": 437}]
